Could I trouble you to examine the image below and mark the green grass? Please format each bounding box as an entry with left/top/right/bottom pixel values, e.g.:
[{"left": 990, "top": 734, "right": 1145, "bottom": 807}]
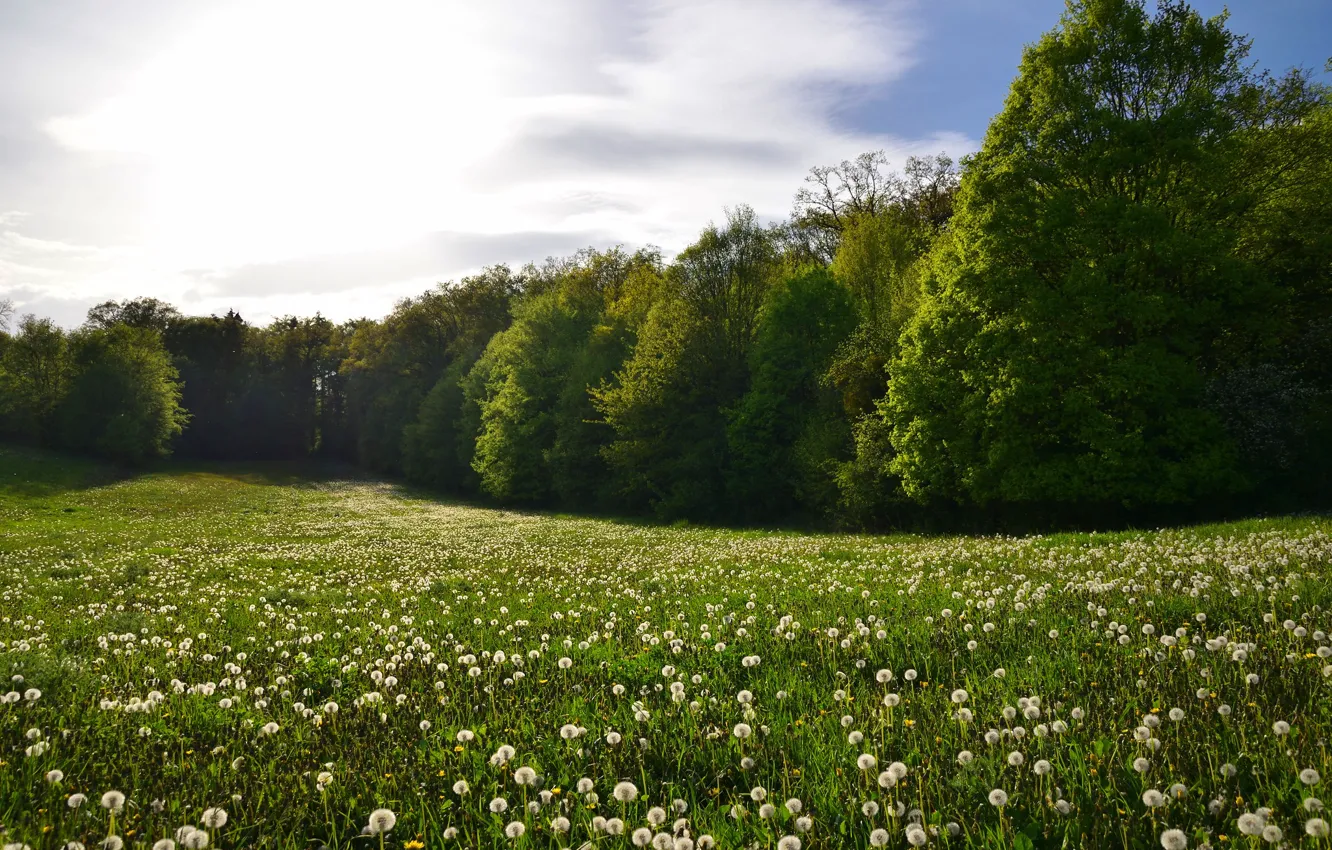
[{"left": 2, "top": 446, "right": 1331, "bottom": 849}]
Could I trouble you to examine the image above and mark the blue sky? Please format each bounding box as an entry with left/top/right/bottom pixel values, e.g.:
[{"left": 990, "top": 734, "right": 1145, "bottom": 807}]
[
  {"left": 841, "top": 0, "right": 1330, "bottom": 140},
  {"left": 1, "top": 0, "right": 1327, "bottom": 328}
]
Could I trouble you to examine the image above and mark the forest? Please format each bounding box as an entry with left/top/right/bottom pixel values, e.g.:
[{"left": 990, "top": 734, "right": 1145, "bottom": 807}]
[{"left": 2, "top": 0, "right": 1329, "bottom": 530}]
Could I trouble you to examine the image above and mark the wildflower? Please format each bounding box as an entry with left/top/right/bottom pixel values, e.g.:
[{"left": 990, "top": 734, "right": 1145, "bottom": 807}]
[
  {"left": 733, "top": 723, "right": 752, "bottom": 739},
  {"left": 1307, "top": 818, "right": 1330, "bottom": 838},
  {"left": 101, "top": 790, "right": 126, "bottom": 812},
  {"left": 632, "top": 828, "right": 653, "bottom": 847},
  {"left": 1143, "top": 790, "right": 1165, "bottom": 808},
  {"left": 514, "top": 766, "right": 537, "bottom": 786},
  {"left": 869, "top": 828, "right": 890, "bottom": 846},
  {"left": 1237, "top": 813, "right": 1265, "bottom": 836},
  {"left": 46, "top": 769, "right": 64, "bottom": 783},
  {"left": 613, "top": 781, "right": 639, "bottom": 803},
  {"left": 68, "top": 793, "right": 88, "bottom": 808},
  {"left": 1302, "top": 769, "right": 1322, "bottom": 785},
  {"left": 988, "top": 789, "right": 1009, "bottom": 807},
  {"left": 777, "top": 838, "right": 802, "bottom": 850},
  {"left": 367, "top": 809, "right": 396, "bottom": 834},
  {"left": 857, "top": 754, "right": 877, "bottom": 771},
  {"left": 504, "top": 822, "right": 525, "bottom": 839},
  {"left": 201, "top": 808, "right": 228, "bottom": 828},
  {"left": 489, "top": 797, "right": 509, "bottom": 814},
  {"left": 1160, "top": 828, "right": 1187, "bottom": 849},
  {"left": 453, "top": 780, "right": 469, "bottom": 795}
]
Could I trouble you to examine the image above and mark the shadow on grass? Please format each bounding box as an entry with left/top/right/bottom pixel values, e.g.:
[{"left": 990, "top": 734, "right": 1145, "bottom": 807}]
[
  {"left": 0, "top": 443, "right": 373, "bottom": 499},
  {"left": 5, "top": 443, "right": 1327, "bottom": 542},
  {"left": 0, "top": 444, "right": 137, "bottom": 498}
]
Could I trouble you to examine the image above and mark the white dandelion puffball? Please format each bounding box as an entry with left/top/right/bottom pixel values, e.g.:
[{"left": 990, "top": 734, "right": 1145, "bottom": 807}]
[
  {"left": 453, "top": 780, "right": 469, "bottom": 795},
  {"left": 514, "top": 766, "right": 537, "bottom": 786},
  {"left": 777, "top": 837, "right": 802, "bottom": 850},
  {"left": 68, "top": 793, "right": 88, "bottom": 809},
  {"left": 504, "top": 822, "right": 525, "bottom": 839},
  {"left": 1237, "top": 813, "right": 1265, "bottom": 836},
  {"left": 1160, "top": 828, "right": 1188, "bottom": 850},
  {"left": 367, "top": 809, "right": 396, "bottom": 835},
  {"left": 613, "top": 781, "right": 639, "bottom": 803},
  {"left": 1302, "top": 769, "right": 1322, "bottom": 785},
  {"left": 869, "top": 828, "right": 890, "bottom": 846},
  {"left": 1306, "top": 818, "right": 1330, "bottom": 838},
  {"left": 201, "top": 808, "right": 228, "bottom": 829},
  {"left": 101, "top": 791, "right": 126, "bottom": 812},
  {"left": 632, "top": 828, "right": 653, "bottom": 847},
  {"left": 489, "top": 797, "right": 509, "bottom": 814},
  {"left": 989, "top": 789, "right": 1009, "bottom": 807},
  {"left": 1143, "top": 790, "right": 1165, "bottom": 808},
  {"left": 733, "top": 723, "right": 752, "bottom": 739},
  {"left": 857, "top": 754, "right": 877, "bottom": 771}
]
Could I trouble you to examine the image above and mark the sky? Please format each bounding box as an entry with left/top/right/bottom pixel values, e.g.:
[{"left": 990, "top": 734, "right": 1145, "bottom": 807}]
[{"left": 1, "top": 0, "right": 1328, "bottom": 328}]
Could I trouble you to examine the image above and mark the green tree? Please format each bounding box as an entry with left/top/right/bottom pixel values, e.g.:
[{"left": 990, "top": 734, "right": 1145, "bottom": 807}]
[
  {"left": 883, "top": 0, "right": 1322, "bottom": 511},
  {"left": 345, "top": 266, "right": 518, "bottom": 473},
  {"left": 0, "top": 315, "right": 70, "bottom": 443},
  {"left": 468, "top": 286, "right": 603, "bottom": 503},
  {"left": 85, "top": 298, "right": 182, "bottom": 333},
  {"left": 726, "top": 266, "right": 857, "bottom": 521},
  {"left": 596, "top": 209, "right": 778, "bottom": 518},
  {"left": 57, "top": 324, "right": 188, "bottom": 463}
]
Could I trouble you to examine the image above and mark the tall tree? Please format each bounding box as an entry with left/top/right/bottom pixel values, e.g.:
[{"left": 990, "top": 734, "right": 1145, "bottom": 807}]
[
  {"left": 883, "top": 0, "right": 1324, "bottom": 510},
  {"left": 57, "top": 324, "right": 188, "bottom": 463},
  {"left": 726, "top": 266, "right": 857, "bottom": 521},
  {"left": 595, "top": 209, "right": 778, "bottom": 518},
  {"left": 0, "top": 316, "right": 70, "bottom": 444}
]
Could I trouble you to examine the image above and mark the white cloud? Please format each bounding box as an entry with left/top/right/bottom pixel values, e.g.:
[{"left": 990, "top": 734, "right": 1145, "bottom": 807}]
[{"left": 10, "top": 0, "right": 977, "bottom": 325}]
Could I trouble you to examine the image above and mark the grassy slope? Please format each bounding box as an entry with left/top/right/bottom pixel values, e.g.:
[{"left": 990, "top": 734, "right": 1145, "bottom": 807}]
[{"left": 2, "top": 445, "right": 1332, "bottom": 849}]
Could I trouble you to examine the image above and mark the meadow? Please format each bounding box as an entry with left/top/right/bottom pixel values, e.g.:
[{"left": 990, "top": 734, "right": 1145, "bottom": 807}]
[{"left": 1, "top": 447, "right": 1331, "bottom": 849}]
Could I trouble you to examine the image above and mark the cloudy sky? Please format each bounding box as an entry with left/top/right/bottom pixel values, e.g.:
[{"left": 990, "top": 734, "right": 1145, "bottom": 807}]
[{"left": 2, "top": 0, "right": 1328, "bottom": 327}]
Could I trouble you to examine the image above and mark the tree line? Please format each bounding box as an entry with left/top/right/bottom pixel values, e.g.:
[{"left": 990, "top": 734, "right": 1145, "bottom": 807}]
[{"left": 3, "top": 0, "right": 1329, "bottom": 529}]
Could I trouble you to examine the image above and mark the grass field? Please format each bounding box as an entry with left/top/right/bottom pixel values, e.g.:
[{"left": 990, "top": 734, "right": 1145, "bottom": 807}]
[{"left": 2, "top": 446, "right": 1331, "bottom": 849}]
